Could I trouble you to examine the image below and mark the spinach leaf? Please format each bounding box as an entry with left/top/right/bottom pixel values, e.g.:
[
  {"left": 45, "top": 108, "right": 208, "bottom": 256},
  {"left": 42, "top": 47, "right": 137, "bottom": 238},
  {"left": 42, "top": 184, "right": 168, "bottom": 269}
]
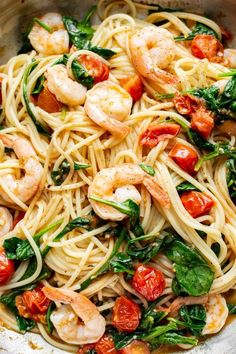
[
  {"left": 89, "top": 196, "right": 144, "bottom": 236},
  {"left": 23, "top": 61, "right": 51, "bottom": 136},
  {"left": 165, "top": 240, "right": 214, "bottom": 296},
  {"left": 16, "top": 316, "right": 35, "bottom": 332},
  {"left": 32, "top": 75, "right": 45, "bottom": 95},
  {"left": 176, "top": 182, "right": 199, "bottom": 194},
  {"left": 51, "top": 158, "right": 90, "bottom": 185},
  {"left": 4, "top": 219, "right": 62, "bottom": 261},
  {"left": 108, "top": 328, "right": 140, "bottom": 350},
  {"left": 175, "top": 22, "right": 218, "bottom": 41},
  {"left": 46, "top": 302, "right": 56, "bottom": 333},
  {"left": 188, "top": 128, "right": 215, "bottom": 152},
  {"left": 18, "top": 18, "right": 52, "bottom": 54},
  {"left": 80, "top": 227, "right": 127, "bottom": 290},
  {"left": 195, "top": 143, "right": 236, "bottom": 171},
  {"left": 179, "top": 305, "right": 206, "bottom": 336},
  {"left": 227, "top": 157, "right": 236, "bottom": 201},
  {"left": 140, "top": 301, "right": 167, "bottom": 331},
  {"left": 154, "top": 332, "right": 198, "bottom": 346},
  {"left": 139, "top": 163, "right": 155, "bottom": 176},
  {"left": 42, "top": 217, "right": 91, "bottom": 256},
  {"left": 171, "top": 277, "right": 188, "bottom": 296},
  {"left": 62, "top": 7, "right": 115, "bottom": 59},
  {"left": 109, "top": 252, "right": 134, "bottom": 275},
  {"left": 20, "top": 258, "right": 51, "bottom": 282},
  {"left": 140, "top": 322, "right": 177, "bottom": 341},
  {"left": 227, "top": 303, "right": 236, "bottom": 314}
]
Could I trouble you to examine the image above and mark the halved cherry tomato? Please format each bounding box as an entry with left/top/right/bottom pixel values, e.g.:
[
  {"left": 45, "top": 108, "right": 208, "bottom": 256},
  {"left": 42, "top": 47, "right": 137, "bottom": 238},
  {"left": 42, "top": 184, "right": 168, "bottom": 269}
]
[
  {"left": 0, "top": 247, "right": 14, "bottom": 285},
  {"left": 95, "top": 334, "right": 117, "bottom": 354},
  {"left": 119, "top": 340, "right": 150, "bottom": 354},
  {"left": 191, "top": 106, "right": 214, "bottom": 139},
  {"left": 169, "top": 143, "right": 198, "bottom": 175},
  {"left": 181, "top": 191, "right": 215, "bottom": 218},
  {"left": 132, "top": 265, "right": 165, "bottom": 301},
  {"left": 191, "top": 34, "right": 224, "bottom": 62},
  {"left": 37, "top": 86, "right": 63, "bottom": 113},
  {"left": 77, "top": 344, "right": 96, "bottom": 354},
  {"left": 112, "top": 295, "right": 141, "bottom": 333},
  {"left": 13, "top": 211, "right": 25, "bottom": 228},
  {"left": 173, "top": 93, "right": 201, "bottom": 115},
  {"left": 16, "top": 285, "right": 51, "bottom": 323},
  {"left": 140, "top": 123, "right": 180, "bottom": 148},
  {"left": 78, "top": 54, "right": 109, "bottom": 84},
  {"left": 119, "top": 75, "right": 143, "bottom": 102}
]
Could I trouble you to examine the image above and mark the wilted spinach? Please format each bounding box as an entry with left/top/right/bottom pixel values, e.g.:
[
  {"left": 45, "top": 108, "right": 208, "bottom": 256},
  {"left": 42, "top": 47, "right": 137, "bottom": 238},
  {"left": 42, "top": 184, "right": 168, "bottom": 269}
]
[
  {"left": 31, "top": 75, "right": 45, "bottom": 95},
  {"left": 179, "top": 305, "right": 206, "bottom": 336},
  {"left": 139, "top": 163, "right": 155, "bottom": 176},
  {"left": 175, "top": 22, "right": 218, "bottom": 41},
  {"left": 109, "top": 252, "right": 134, "bottom": 275},
  {"left": 226, "top": 158, "right": 236, "bottom": 200},
  {"left": 51, "top": 158, "right": 90, "bottom": 185},
  {"left": 176, "top": 181, "right": 199, "bottom": 194}
]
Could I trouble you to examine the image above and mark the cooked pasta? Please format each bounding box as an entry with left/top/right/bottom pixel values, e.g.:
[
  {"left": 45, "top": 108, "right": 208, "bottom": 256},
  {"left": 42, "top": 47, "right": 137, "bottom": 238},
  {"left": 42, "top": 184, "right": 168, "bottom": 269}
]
[{"left": 0, "top": 0, "right": 236, "bottom": 352}]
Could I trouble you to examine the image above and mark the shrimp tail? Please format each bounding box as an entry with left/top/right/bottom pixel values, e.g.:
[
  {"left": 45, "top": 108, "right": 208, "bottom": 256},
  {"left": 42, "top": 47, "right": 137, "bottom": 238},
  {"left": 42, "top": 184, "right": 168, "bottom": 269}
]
[{"left": 143, "top": 176, "right": 170, "bottom": 208}]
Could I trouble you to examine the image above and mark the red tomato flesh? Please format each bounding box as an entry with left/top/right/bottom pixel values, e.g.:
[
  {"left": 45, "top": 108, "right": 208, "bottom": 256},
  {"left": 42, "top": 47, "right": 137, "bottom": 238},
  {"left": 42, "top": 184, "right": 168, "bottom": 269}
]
[
  {"left": 112, "top": 295, "right": 141, "bottom": 332},
  {"left": 140, "top": 123, "right": 180, "bottom": 148},
  {"left": 119, "top": 340, "right": 150, "bottom": 354},
  {"left": 181, "top": 191, "right": 214, "bottom": 218},
  {"left": 191, "top": 34, "right": 224, "bottom": 62},
  {"left": 173, "top": 93, "right": 201, "bottom": 115},
  {"left": 191, "top": 106, "right": 214, "bottom": 139},
  {"left": 120, "top": 75, "right": 144, "bottom": 102},
  {"left": 78, "top": 54, "right": 109, "bottom": 84},
  {"left": 169, "top": 143, "right": 198, "bottom": 175},
  {"left": 77, "top": 344, "right": 95, "bottom": 354},
  {"left": 95, "top": 335, "right": 117, "bottom": 354},
  {"left": 132, "top": 264, "right": 165, "bottom": 301},
  {"left": 0, "top": 247, "right": 14, "bottom": 285},
  {"left": 37, "top": 86, "right": 63, "bottom": 113}
]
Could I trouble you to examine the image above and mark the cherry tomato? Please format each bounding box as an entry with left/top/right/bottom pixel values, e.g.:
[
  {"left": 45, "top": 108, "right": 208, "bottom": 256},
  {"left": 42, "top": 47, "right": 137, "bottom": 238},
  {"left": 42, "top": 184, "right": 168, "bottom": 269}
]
[
  {"left": 181, "top": 191, "right": 214, "bottom": 218},
  {"left": 78, "top": 54, "right": 109, "bottom": 84},
  {"left": 140, "top": 123, "right": 180, "bottom": 147},
  {"left": 119, "top": 340, "right": 150, "bottom": 354},
  {"left": 13, "top": 211, "right": 25, "bottom": 228},
  {"left": 37, "top": 86, "right": 63, "bottom": 113},
  {"left": 22, "top": 285, "right": 51, "bottom": 314},
  {"left": 132, "top": 265, "right": 165, "bottom": 301},
  {"left": 77, "top": 344, "right": 96, "bottom": 354},
  {"left": 112, "top": 295, "right": 141, "bottom": 333},
  {"left": 169, "top": 143, "right": 198, "bottom": 175},
  {"left": 119, "top": 75, "right": 143, "bottom": 102},
  {"left": 173, "top": 93, "right": 201, "bottom": 115},
  {"left": 0, "top": 247, "right": 14, "bottom": 285},
  {"left": 191, "top": 34, "right": 224, "bottom": 62},
  {"left": 191, "top": 106, "right": 214, "bottom": 139},
  {"left": 95, "top": 335, "right": 117, "bottom": 354}
]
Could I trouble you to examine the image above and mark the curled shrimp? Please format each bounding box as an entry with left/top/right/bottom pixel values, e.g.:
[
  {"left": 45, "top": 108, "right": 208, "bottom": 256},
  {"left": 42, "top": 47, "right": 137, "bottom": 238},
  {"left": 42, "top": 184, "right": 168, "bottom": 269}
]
[
  {"left": 224, "top": 49, "right": 236, "bottom": 68},
  {"left": 46, "top": 65, "right": 87, "bottom": 106},
  {"left": 43, "top": 287, "right": 106, "bottom": 345},
  {"left": 28, "top": 13, "right": 69, "bottom": 55},
  {"left": 202, "top": 294, "right": 228, "bottom": 335},
  {"left": 0, "top": 134, "right": 43, "bottom": 204},
  {"left": 88, "top": 163, "right": 170, "bottom": 221},
  {"left": 84, "top": 81, "right": 132, "bottom": 139},
  {"left": 130, "top": 26, "right": 178, "bottom": 85},
  {"left": 0, "top": 207, "right": 13, "bottom": 237}
]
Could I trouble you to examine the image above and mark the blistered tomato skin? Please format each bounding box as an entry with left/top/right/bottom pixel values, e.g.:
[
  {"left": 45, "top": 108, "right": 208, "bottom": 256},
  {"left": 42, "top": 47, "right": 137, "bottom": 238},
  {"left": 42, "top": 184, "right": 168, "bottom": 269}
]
[
  {"left": 191, "top": 34, "right": 224, "bottom": 62},
  {"left": 181, "top": 191, "right": 215, "bottom": 218},
  {"left": 132, "top": 264, "right": 165, "bottom": 301},
  {"left": 169, "top": 143, "right": 199, "bottom": 175},
  {"left": 140, "top": 123, "right": 180, "bottom": 147},
  {"left": 120, "top": 75, "right": 144, "bottom": 102},
  {"left": 95, "top": 334, "right": 117, "bottom": 354},
  {"left": 0, "top": 247, "right": 14, "bottom": 285},
  {"left": 112, "top": 295, "right": 141, "bottom": 332},
  {"left": 78, "top": 54, "right": 109, "bottom": 84}
]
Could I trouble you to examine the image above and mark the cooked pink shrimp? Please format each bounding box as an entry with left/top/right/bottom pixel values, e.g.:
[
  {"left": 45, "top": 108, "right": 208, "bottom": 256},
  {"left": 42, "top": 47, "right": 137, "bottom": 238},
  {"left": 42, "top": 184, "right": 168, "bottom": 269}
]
[
  {"left": 88, "top": 163, "right": 170, "bottom": 221},
  {"left": 202, "top": 294, "right": 228, "bottom": 335},
  {"left": 130, "top": 26, "right": 178, "bottom": 85},
  {"left": 0, "top": 207, "right": 13, "bottom": 237},
  {"left": 0, "top": 134, "right": 43, "bottom": 204},
  {"left": 224, "top": 49, "right": 236, "bottom": 68},
  {"left": 46, "top": 65, "right": 87, "bottom": 106},
  {"left": 84, "top": 81, "right": 132, "bottom": 139},
  {"left": 28, "top": 13, "right": 69, "bottom": 55},
  {"left": 43, "top": 287, "right": 106, "bottom": 345}
]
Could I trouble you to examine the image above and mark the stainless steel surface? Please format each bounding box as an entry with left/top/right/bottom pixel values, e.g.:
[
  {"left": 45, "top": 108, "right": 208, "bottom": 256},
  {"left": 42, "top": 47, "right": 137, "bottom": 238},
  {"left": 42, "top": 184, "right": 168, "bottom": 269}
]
[{"left": 0, "top": 0, "right": 236, "bottom": 353}]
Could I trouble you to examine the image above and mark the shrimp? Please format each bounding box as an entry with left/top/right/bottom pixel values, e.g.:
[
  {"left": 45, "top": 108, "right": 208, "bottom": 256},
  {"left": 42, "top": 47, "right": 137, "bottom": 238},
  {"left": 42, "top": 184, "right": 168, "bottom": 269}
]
[
  {"left": 0, "top": 207, "right": 13, "bottom": 237},
  {"left": 202, "top": 294, "right": 228, "bottom": 335},
  {"left": 88, "top": 163, "right": 170, "bottom": 221},
  {"left": 130, "top": 26, "right": 178, "bottom": 85},
  {"left": 46, "top": 65, "right": 87, "bottom": 106},
  {"left": 224, "top": 49, "right": 236, "bottom": 68},
  {"left": 28, "top": 13, "right": 69, "bottom": 55},
  {"left": 84, "top": 81, "right": 132, "bottom": 139},
  {"left": 42, "top": 287, "right": 106, "bottom": 345},
  {"left": 158, "top": 295, "right": 209, "bottom": 317},
  {"left": 0, "top": 134, "right": 43, "bottom": 204}
]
